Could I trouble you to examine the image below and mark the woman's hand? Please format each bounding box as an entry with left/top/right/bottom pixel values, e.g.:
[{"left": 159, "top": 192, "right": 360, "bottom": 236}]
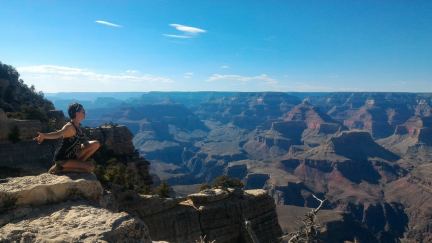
[{"left": 34, "top": 132, "right": 45, "bottom": 144}]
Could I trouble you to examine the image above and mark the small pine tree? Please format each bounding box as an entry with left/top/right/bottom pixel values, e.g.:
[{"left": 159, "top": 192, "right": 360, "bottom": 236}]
[{"left": 155, "top": 181, "right": 171, "bottom": 198}]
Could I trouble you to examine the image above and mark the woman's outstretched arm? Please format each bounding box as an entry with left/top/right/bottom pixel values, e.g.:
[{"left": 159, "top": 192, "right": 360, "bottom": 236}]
[{"left": 34, "top": 123, "right": 74, "bottom": 144}]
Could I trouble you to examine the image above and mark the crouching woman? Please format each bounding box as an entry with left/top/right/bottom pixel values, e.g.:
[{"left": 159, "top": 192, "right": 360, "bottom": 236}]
[{"left": 34, "top": 103, "right": 100, "bottom": 174}]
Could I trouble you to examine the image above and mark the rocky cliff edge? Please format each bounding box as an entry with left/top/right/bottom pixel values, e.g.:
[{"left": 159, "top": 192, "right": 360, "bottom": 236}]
[{"left": 0, "top": 173, "right": 282, "bottom": 243}]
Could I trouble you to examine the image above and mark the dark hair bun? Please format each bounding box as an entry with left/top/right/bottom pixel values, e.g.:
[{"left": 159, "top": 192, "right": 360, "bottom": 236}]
[{"left": 68, "top": 103, "right": 83, "bottom": 119}]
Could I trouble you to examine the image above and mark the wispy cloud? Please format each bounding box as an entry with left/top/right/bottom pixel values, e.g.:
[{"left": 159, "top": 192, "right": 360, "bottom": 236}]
[
  {"left": 163, "top": 34, "right": 193, "bottom": 39},
  {"left": 164, "top": 23, "right": 206, "bottom": 39},
  {"left": 170, "top": 24, "right": 206, "bottom": 34},
  {"left": 17, "top": 65, "right": 173, "bottom": 92},
  {"left": 95, "top": 20, "right": 122, "bottom": 28},
  {"left": 207, "top": 74, "right": 278, "bottom": 85},
  {"left": 220, "top": 65, "right": 230, "bottom": 69},
  {"left": 183, "top": 72, "right": 194, "bottom": 79}
]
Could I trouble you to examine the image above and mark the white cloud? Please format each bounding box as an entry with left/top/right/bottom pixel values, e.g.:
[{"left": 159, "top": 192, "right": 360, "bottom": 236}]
[
  {"left": 170, "top": 24, "right": 206, "bottom": 34},
  {"left": 17, "top": 65, "right": 173, "bottom": 92},
  {"left": 95, "top": 20, "right": 122, "bottom": 28},
  {"left": 207, "top": 74, "right": 278, "bottom": 85},
  {"left": 163, "top": 34, "right": 193, "bottom": 39},
  {"left": 183, "top": 72, "right": 194, "bottom": 79},
  {"left": 220, "top": 65, "right": 230, "bottom": 69},
  {"left": 164, "top": 23, "right": 206, "bottom": 39}
]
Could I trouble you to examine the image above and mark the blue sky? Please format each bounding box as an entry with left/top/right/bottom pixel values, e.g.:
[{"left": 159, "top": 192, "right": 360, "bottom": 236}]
[{"left": 1, "top": 0, "right": 431, "bottom": 92}]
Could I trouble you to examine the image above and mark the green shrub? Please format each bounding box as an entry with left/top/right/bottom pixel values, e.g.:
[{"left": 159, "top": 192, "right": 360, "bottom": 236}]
[
  {"left": 211, "top": 175, "right": 244, "bottom": 189},
  {"left": 154, "top": 181, "right": 171, "bottom": 198},
  {"left": 94, "top": 158, "right": 152, "bottom": 194}
]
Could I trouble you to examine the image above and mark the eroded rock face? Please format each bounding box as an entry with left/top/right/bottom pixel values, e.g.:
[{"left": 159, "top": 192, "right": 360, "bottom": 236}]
[
  {"left": 0, "top": 140, "right": 58, "bottom": 177},
  {"left": 87, "top": 124, "right": 154, "bottom": 191},
  {"left": 378, "top": 116, "right": 432, "bottom": 165},
  {"left": 0, "top": 202, "right": 151, "bottom": 243},
  {"left": 245, "top": 173, "right": 270, "bottom": 189},
  {"left": 330, "top": 131, "right": 399, "bottom": 162},
  {"left": 226, "top": 164, "right": 248, "bottom": 180},
  {"left": 0, "top": 109, "right": 66, "bottom": 177},
  {"left": 88, "top": 125, "right": 135, "bottom": 155},
  {"left": 385, "top": 164, "right": 432, "bottom": 242},
  {"left": 110, "top": 188, "right": 283, "bottom": 243}
]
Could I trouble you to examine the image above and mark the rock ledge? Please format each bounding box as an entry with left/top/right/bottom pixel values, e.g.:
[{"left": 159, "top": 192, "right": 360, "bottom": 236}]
[{"left": 0, "top": 173, "right": 103, "bottom": 210}]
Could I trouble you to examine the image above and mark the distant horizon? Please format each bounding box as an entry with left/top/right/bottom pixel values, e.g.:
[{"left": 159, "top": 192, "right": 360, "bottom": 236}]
[
  {"left": 2, "top": 1, "right": 431, "bottom": 92},
  {"left": 45, "top": 91, "right": 432, "bottom": 95}
]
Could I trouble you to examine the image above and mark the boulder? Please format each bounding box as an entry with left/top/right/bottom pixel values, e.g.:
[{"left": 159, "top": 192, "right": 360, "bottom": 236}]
[
  {"left": 0, "top": 201, "right": 151, "bottom": 242},
  {"left": 0, "top": 173, "right": 103, "bottom": 210}
]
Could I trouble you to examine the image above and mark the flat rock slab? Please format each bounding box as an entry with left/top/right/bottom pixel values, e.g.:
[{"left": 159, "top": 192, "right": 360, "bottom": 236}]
[
  {"left": 188, "top": 188, "right": 230, "bottom": 204},
  {"left": 0, "top": 201, "right": 151, "bottom": 242},
  {"left": 0, "top": 173, "right": 103, "bottom": 210},
  {"left": 244, "top": 189, "right": 267, "bottom": 198}
]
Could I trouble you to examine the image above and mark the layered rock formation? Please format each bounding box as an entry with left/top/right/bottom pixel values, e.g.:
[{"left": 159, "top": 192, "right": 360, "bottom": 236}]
[
  {"left": 385, "top": 163, "right": 432, "bottom": 242},
  {"left": 195, "top": 92, "right": 301, "bottom": 129},
  {"left": 379, "top": 116, "right": 432, "bottom": 165},
  {"left": 108, "top": 187, "right": 282, "bottom": 243},
  {"left": 0, "top": 108, "right": 63, "bottom": 177},
  {"left": 0, "top": 108, "right": 43, "bottom": 141},
  {"left": 85, "top": 124, "right": 154, "bottom": 193},
  {"left": 88, "top": 124, "right": 136, "bottom": 155},
  {"left": 244, "top": 131, "right": 409, "bottom": 241}
]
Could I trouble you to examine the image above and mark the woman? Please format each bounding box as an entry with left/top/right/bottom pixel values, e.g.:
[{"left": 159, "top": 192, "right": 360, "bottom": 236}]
[{"left": 34, "top": 103, "right": 100, "bottom": 174}]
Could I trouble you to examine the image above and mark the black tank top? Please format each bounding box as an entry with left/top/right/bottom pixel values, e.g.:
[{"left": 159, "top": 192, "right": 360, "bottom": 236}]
[{"left": 54, "top": 122, "right": 86, "bottom": 161}]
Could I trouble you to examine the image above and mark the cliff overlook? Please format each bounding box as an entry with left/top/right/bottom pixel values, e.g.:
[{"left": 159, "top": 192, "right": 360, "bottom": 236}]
[{"left": 0, "top": 173, "right": 282, "bottom": 242}]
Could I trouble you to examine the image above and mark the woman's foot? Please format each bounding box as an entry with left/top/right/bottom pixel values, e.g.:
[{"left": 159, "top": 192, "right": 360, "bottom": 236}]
[
  {"left": 48, "top": 163, "right": 63, "bottom": 175},
  {"left": 61, "top": 167, "right": 89, "bottom": 173}
]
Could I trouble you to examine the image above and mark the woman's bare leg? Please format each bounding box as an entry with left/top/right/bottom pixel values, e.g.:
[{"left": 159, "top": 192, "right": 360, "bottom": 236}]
[
  {"left": 48, "top": 140, "right": 99, "bottom": 174},
  {"left": 77, "top": 140, "right": 101, "bottom": 161},
  {"left": 61, "top": 159, "right": 95, "bottom": 173}
]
